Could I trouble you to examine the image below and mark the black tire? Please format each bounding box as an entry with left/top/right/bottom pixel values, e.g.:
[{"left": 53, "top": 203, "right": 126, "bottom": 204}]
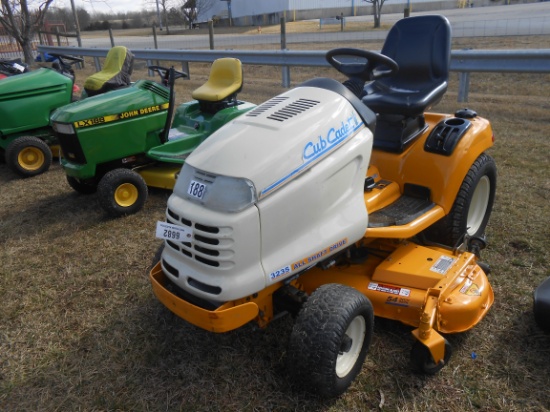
[
  {"left": 287, "top": 284, "right": 374, "bottom": 398},
  {"left": 5, "top": 136, "right": 52, "bottom": 177},
  {"left": 97, "top": 168, "right": 148, "bottom": 217},
  {"left": 428, "top": 153, "right": 496, "bottom": 246},
  {"left": 533, "top": 276, "right": 550, "bottom": 332},
  {"left": 66, "top": 175, "right": 97, "bottom": 194},
  {"left": 410, "top": 339, "right": 452, "bottom": 375}
]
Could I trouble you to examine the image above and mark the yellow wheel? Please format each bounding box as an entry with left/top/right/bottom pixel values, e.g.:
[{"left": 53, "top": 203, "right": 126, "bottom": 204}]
[
  {"left": 5, "top": 136, "right": 52, "bottom": 177},
  {"left": 114, "top": 182, "right": 139, "bottom": 207},
  {"left": 97, "top": 168, "right": 148, "bottom": 217},
  {"left": 17, "top": 146, "right": 45, "bottom": 171}
]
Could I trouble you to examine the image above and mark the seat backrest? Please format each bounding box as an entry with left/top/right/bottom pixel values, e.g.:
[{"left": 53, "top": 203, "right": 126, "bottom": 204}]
[
  {"left": 362, "top": 15, "right": 451, "bottom": 118},
  {"left": 191, "top": 58, "right": 243, "bottom": 103},
  {"left": 380, "top": 15, "right": 451, "bottom": 89},
  {"left": 83, "top": 46, "right": 134, "bottom": 96}
]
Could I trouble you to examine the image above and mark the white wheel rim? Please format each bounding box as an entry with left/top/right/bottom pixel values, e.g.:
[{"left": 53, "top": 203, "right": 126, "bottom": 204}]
[
  {"left": 467, "top": 175, "right": 491, "bottom": 236},
  {"left": 336, "top": 315, "right": 366, "bottom": 378}
]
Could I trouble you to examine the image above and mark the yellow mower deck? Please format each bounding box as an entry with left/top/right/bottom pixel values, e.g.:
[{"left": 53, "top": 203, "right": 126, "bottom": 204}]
[{"left": 150, "top": 239, "right": 493, "bottom": 363}]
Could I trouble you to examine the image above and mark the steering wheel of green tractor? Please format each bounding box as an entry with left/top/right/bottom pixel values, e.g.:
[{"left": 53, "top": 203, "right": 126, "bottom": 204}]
[
  {"left": 148, "top": 65, "right": 188, "bottom": 86},
  {"left": 326, "top": 48, "right": 399, "bottom": 82}
]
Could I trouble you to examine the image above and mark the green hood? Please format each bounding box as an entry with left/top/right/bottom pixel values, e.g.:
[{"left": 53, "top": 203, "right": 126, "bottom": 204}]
[{"left": 51, "top": 80, "right": 170, "bottom": 127}]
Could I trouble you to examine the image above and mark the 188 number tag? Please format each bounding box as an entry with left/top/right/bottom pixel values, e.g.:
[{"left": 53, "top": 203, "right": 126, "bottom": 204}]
[{"left": 188, "top": 180, "right": 207, "bottom": 200}]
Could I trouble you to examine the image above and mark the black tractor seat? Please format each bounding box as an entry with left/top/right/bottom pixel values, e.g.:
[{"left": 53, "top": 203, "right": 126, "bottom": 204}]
[{"left": 362, "top": 15, "right": 452, "bottom": 152}]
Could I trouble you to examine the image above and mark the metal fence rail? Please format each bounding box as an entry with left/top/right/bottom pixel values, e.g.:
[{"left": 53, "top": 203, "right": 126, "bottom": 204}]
[{"left": 37, "top": 45, "right": 550, "bottom": 102}]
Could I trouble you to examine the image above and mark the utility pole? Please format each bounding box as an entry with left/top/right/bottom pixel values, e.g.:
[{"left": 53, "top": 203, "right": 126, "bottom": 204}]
[
  {"left": 156, "top": 0, "right": 163, "bottom": 30},
  {"left": 69, "top": 0, "right": 82, "bottom": 47}
]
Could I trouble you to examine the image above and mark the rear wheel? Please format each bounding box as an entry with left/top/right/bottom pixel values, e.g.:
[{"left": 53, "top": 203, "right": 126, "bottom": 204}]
[
  {"left": 97, "top": 168, "right": 148, "bottom": 217},
  {"left": 287, "top": 284, "right": 374, "bottom": 398},
  {"left": 5, "top": 136, "right": 52, "bottom": 177},
  {"left": 66, "top": 175, "right": 97, "bottom": 194},
  {"left": 428, "top": 153, "right": 496, "bottom": 246}
]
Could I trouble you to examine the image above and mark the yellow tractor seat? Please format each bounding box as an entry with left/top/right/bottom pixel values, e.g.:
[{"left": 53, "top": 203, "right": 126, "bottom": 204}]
[
  {"left": 83, "top": 46, "right": 134, "bottom": 97},
  {"left": 191, "top": 58, "right": 243, "bottom": 113}
]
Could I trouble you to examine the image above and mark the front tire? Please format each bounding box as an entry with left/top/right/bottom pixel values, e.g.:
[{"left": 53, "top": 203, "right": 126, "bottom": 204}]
[
  {"left": 287, "top": 284, "right": 374, "bottom": 398},
  {"left": 97, "top": 168, "right": 148, "bottom": 217},
  {"left": 410, "top": 339, "right": 452, "bottom": 375},
  {"left": 5, "top": 136, "right": 52, "bottom": 177},
  {"left": 428, "top": 153, "right": 496, "bottom": 246}
]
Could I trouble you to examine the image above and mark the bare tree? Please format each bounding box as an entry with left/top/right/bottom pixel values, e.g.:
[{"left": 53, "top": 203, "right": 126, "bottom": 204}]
[
  {"left": 182, "top": 0, "right": 215, "bottom": 28},
  {"left": 1, "top": 0, "right": 55, "bottom": 63},
  {"left": 363, "top": 0, "right": 389, "bottom": 28}
]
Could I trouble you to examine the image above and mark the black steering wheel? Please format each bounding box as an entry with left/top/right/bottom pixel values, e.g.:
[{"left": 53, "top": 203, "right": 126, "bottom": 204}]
[
  {"left": 148, "top": 65, "right": 188, "bottom": 86},
  {"left": 49, "top": 54, "right": 84, "bottom": 64},
  {"left": 326, "top": 48, "right": 398, "bottom": 82}
]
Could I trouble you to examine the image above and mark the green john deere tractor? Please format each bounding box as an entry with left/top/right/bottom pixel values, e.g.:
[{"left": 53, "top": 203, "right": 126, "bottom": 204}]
[
  {"left": 0, "top": 54, "right": 83, "bottom": 177},
  {"left": 0, "top": 46, "right": 134, "bottom": 178},
  {"left": 50, "top": 58, "right": 255, "bottom": 217}
]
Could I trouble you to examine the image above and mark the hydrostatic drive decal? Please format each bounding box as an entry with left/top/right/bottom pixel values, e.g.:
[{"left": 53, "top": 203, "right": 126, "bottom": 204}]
[
  {"left": 74, "top": 103, "right": 170, "bottom": 128},
  {"left": 260, "top": 113, "right": 363, "bottom": 197},
  {"left": 268, "top": 238, "right": 348, "bottom": 282}
]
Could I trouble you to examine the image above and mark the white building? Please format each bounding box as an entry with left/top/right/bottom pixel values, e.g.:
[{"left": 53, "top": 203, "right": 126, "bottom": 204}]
[{"left": 200, "top": 0, "right": 471, "bottom": 26}]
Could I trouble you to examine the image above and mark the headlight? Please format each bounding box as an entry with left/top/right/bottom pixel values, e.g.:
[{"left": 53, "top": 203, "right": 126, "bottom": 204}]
[
  {"left": 174, "top": 163, "right": 257, "bottom": 213},
  {"left": 52, "top": 122, "right": 75, "bottom": 135}
]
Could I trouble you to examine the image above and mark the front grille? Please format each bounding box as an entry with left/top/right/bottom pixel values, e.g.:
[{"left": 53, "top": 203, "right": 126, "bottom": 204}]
[
  {"left": 55, "top": 131, "right": 86, "bottom": 164},
  {"left": 165, "top": 206, "right": 234, "bottom": 269}
]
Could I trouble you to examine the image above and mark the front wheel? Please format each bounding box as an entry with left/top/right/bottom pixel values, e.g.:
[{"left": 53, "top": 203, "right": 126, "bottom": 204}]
[
  {"left": 5, "top": 136, "right": 52, "bottom": 177},
  {"left": 97, "top": 168, "right": 148, "bottom": 217},
  {"left": 410, "top": 339, "right": 452, "bottom": 375},
  {"left": 287, "top": 284, "right": 374, "bottom": 398}
]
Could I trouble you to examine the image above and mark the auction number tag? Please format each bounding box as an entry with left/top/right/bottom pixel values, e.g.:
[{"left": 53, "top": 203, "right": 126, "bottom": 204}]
[
  {"left": 187, "top": 180, "right": 208, "bottom": 200},
  {"left": 155, "top": 221, "right": 193, "bottom": 241}
]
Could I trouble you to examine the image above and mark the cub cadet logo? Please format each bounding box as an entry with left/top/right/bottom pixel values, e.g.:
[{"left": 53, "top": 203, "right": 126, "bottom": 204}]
[
  {"left": 302, "top": 113, "right": 360, "bottom": 161},
  {"left": 73, "top": 103, "right": 169, "bottom": 128}
]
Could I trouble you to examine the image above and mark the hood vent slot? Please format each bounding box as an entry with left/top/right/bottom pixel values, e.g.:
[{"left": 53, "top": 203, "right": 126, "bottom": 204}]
[
  {"left": 246, "top": 96, "right": 289, "bottom": 117},
  {"left": 267, "top": 98, "right": 320, "bottom": 122}
]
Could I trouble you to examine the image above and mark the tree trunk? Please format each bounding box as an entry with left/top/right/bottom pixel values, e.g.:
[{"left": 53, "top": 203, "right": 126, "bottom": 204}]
[{"left": 22, "top": 40, "right": 35, "bottom": 64}]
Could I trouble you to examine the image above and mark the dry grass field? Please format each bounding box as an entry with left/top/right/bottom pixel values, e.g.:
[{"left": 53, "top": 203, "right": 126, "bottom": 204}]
[{"left": 1, "top": 34, "right": 549, "bottom": 411}]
